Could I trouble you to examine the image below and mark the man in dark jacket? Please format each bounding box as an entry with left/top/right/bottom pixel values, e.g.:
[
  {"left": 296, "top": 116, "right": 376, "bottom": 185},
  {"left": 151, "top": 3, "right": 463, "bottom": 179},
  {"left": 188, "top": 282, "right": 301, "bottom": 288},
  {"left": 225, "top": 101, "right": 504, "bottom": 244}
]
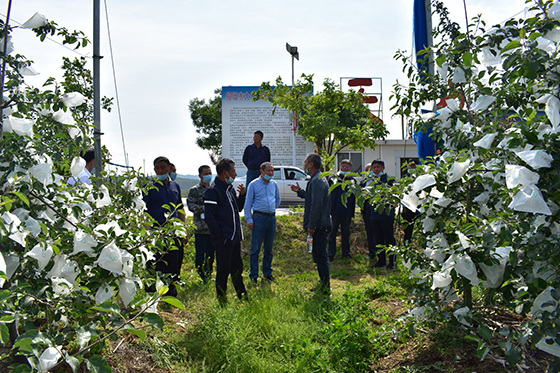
[
  {"left": 203, "top": 158, "right": 248, "bottom": 303},
  {"left": 328, "top": 159, "right": 356, "bottom": 261},
  {"left": 368, "top": 160, "right": 396, "bottom": 269},
  {"left": 290, "top": 153, "right": 332, "bottom": 293},
  {"left": 143, "top": 156, "right": 186, "bottom": 297},
  {"left": 242, "top": 130, "right": 271, "bottom": 186}
]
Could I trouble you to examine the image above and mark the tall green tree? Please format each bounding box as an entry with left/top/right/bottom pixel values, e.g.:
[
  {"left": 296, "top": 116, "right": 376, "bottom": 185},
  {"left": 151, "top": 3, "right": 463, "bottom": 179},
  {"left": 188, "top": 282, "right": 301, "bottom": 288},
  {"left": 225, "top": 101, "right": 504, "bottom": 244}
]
[
  {"left": 254, "top": 74, "right": 388, "bottom": 169},
  {"left": 188, "top": 88, "right": 222, "bottom": 156}
]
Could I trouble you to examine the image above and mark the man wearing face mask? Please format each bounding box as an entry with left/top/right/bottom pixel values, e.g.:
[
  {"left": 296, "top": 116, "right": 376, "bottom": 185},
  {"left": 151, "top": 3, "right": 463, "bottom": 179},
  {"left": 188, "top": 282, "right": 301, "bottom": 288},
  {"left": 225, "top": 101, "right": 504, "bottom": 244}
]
[
  {"left": 169, "top": 163, "right": 178, "bottom": 181},
  {"left": 187, "top": 165, "right": 215, "bottom": 283},
  {"left": 143, "top": 156, "right": 186, "bottom": 297},
  {"left": 290, "top": 153, "right": 332, "bottom": 294},
  {"left": 328, "top": 159, "right": 356, "bottom": 261},
  {"left": 367, "top": 160, "right": 396, "bottom": 269},
  {"left": 244, "top": 162, "right": 281, "bottom": 285},
  {"left": 203, "top": 158, "right": 248, "bottom": 304}
]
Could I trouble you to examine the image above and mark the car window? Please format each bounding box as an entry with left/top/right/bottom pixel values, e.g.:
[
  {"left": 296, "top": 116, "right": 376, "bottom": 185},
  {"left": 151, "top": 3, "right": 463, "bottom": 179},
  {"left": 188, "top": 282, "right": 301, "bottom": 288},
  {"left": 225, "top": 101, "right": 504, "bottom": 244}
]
[
  {"left": 285, "top": 168, "right": 306, "bottom": 181},
  {"left": 274, "top": 168, "right": 282, "bottom": 180}
]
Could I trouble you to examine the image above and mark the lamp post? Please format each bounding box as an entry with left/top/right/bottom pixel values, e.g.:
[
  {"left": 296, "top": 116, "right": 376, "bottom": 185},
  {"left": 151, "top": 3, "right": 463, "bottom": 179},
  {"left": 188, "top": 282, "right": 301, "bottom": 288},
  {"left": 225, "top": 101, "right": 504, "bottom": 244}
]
[{"left": 286, "top": 43, "right": 299, "bottom": 166}]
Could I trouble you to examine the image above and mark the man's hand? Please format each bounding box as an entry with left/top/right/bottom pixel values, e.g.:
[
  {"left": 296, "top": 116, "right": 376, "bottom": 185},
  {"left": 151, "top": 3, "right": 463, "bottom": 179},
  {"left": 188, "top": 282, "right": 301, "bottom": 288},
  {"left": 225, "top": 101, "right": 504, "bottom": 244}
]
[
  {"left": 248, "top": 222, "right": 254, "bottom": 231},
  {"left": 307, "top": 228, "right": 315, "bottom": 235},
  {"left": 290, "top": 182, "right": 300, "bottom": 193},
  {"left": 237, "top": 183, "right": 246, "bottom": 195}
]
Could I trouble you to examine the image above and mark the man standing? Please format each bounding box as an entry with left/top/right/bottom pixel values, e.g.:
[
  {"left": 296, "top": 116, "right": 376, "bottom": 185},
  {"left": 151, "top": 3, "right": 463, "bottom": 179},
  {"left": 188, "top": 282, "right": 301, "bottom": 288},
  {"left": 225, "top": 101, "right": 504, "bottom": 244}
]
[
  {"left": 368, "top": 160, "right": 396, "bottom": 269},
  {"left": 204, "top": 158, "right": 248, "bottom": 303},
  {"left": 244, "top": 162, "right": 281, "bottom": 285},
  {"left": 68, "top": 148, "right": 95, "bottom": 185},
  {"left": 143, "top": 156, "right": 186, "bottom": 297},
  {"left": 328, "top": 159, "right": 356, "bottom": 261},
  {"left": 187, "top": 165, "right": 214, "bottom": 283},
  {"left": 169, "top": 163, "right": 178, "bottom": 181},
  {"left": 361, "top": 162, "right": 375, "bottom": 261},
  {"left": 243, "top": 130, "right": 271, "bottom": 186},
  {"left": 290, "top": 153, "right": 332, "bottom": 294}
]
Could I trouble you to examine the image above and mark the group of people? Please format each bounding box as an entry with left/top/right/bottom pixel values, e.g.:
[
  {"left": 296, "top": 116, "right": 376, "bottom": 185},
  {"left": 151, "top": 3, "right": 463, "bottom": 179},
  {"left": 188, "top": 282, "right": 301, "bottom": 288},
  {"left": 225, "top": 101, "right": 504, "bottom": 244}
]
[{"left": 140, "top": 130, "right": 401, "bottom": 302}]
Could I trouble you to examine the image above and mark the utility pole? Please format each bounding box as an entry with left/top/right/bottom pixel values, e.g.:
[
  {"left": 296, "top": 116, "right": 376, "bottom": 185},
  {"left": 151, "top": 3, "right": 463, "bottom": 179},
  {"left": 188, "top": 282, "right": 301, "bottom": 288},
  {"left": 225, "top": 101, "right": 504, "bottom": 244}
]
[{"left": 93, "top": 0, "right": 102, "bottom": 184}]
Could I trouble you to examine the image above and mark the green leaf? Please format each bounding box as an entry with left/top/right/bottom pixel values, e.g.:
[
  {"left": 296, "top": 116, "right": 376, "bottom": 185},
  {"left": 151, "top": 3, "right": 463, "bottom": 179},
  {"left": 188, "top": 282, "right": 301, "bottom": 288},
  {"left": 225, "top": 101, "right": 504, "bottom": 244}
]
[
  {"left": 465, "top": 334, "right": 482, "bottom": 343},
  {"left": 502, "top": 40, "right": 521, "bottom": 53},
  {"left": 463, "top": 52, "right": 473, "bottom": 67},
  {"left": 13, "top": 337, "right": 32, "bottom": 349},
  {"left": 161, "top": 296, "right": 185, "bottom": 310},
  {"left": 0, "top": 323, "right": 10, "bottom": 344},
  {"left": 0, "top": 315, "right": 15, "bottom": 323},
  {"left": 477, "top": 341, "right": 491, "bottom": 360},
  {"left": 478, "top": 325, "right": 493, "bottom": 341},
  {"left": 12, "top": 192, "right": 30, "bottom": 206},
  {"left": 436, "top": 54, "right": 446, "bottom": 67},
  {"left": 86, "top": 355, "right": 112, "bottom": 373},
  {"left": 8, "top": 364, "right": 32, "bottom": 373},
  {"left": 125, "top": 328, "right": 146, "bottom": 340},
  {"left": 144, "top": 313, "right": 164, "bottom": 331},
  {"left": 90, "top": 302, "right": 121, "bottom": 315}
]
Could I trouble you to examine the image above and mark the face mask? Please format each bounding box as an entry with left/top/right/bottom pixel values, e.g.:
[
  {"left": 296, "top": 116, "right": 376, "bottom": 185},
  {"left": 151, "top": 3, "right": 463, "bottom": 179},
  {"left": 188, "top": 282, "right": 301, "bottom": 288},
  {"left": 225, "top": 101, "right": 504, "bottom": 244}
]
[
  {"left": 91, "top": 168, "right": 96, "bottom": 175},
  {"left": 304, "top": 168, "right": 310, "bottom": 175},
  {"left": 157, "top": 173, "right": 168, "bottom": 181},
  {"left": 339, "top": 171, "right": 349, "bottom": 176},
  {"left": 226, "top": 172, "right": 234, "bottom": 185},
  {"left": 170, "top": 172, "right": 177, "bottom": 181},
  {"left": 264, "top": 174, "right": 273, "bottom": 181},
  {"left": 203, "top": 175, "right": 212, "bottom": 184},
  {"left": 373, "top": 172, "right": 383, "bottom": 177}
]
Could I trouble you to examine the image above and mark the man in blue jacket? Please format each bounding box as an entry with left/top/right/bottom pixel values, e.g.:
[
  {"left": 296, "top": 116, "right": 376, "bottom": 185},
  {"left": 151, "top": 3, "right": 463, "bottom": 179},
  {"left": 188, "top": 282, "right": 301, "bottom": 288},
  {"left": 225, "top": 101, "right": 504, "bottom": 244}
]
[
  {"left": 204, "top": 158, "right": 248, "bottom": 303},
  {"left": 328, "top": 159, "right": 356, "bottom": 261},
  {"left": 290, "top": 153, "right": 332, "bottom": 294}
]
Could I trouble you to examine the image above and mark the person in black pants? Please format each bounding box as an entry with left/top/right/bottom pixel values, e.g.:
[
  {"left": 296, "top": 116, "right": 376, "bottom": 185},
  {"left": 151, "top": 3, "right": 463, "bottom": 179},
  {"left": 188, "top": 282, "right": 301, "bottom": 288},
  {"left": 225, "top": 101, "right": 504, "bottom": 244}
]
[
  {"left": 328, "top": 159, "right": 356, "bottom": 261},
  {"left": 204, "top": 158, "right": 248, "bottom": 304},
  {"left": 290, "top": 153, "right": 332, "bottom": 294},
  {"left": 368, "top": 160, "right": 396, "bottom": 269}
]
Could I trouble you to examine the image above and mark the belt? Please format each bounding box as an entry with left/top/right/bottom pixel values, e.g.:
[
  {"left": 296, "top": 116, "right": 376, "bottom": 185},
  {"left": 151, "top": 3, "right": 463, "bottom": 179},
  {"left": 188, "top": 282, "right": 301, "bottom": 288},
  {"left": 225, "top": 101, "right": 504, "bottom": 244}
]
[{"left": 254, "top": 210, "right": 275, "bottom": 217}]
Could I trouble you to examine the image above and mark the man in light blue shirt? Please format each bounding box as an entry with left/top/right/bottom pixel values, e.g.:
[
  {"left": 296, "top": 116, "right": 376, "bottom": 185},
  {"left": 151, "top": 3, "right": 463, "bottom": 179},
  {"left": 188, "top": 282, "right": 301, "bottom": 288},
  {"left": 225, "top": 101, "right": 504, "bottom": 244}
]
[{"left": 245, "top": 162, "right": 281, "bottom": 285}]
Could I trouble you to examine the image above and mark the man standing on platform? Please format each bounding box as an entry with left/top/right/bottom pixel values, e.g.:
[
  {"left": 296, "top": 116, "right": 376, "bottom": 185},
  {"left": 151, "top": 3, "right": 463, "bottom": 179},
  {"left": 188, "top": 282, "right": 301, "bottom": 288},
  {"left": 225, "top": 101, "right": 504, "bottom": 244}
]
[
  {"left": 245, "top": 162, "right": 281, "bottom": 285},
  {"left": 204, "top": 158, "right": 248, "bottom": 304},
  {"left": 290, "top": 153, "right": 332, "bottom": 294},
  {"left": 243, "top": 130, "right": 271, "bottom": 186},
  {"left": 328, "top": 159, "right": 356, "bottom": 261},
  {"left": 187, "top": 165, "right": 214, "bottom": 283}
]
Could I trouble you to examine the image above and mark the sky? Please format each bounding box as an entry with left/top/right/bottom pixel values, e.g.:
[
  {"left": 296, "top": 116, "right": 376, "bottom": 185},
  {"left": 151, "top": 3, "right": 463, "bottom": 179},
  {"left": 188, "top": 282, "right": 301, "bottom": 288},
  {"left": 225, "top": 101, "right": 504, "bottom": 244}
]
[{"left": 1, "top": 0, "right": 528, "bottom": 175}]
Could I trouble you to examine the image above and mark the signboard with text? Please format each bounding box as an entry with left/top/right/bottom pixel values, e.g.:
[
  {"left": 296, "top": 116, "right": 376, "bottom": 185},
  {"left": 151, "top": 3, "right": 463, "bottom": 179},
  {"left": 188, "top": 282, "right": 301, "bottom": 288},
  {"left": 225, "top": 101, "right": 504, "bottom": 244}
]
[{"left": 221, "top": 86, "right": 312, "bottom": 174}]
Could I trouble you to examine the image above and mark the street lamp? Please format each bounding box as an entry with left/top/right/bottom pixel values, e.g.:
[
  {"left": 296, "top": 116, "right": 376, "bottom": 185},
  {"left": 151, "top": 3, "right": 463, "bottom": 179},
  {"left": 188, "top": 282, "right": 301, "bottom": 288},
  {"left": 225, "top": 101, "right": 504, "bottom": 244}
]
[
  {"left": 286, "top": 43, "right": 299, "bottom": 166},
  {"left": 285, "top": 42, "right": 299, "bottom": 86}
]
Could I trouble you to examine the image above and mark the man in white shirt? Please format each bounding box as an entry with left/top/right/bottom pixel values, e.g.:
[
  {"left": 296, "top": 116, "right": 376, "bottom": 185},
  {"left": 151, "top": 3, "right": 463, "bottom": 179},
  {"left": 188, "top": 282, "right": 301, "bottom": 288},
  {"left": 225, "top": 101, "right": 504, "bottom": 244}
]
[{"left": 68, "top": 149, "right": 95, "bottom": 185}]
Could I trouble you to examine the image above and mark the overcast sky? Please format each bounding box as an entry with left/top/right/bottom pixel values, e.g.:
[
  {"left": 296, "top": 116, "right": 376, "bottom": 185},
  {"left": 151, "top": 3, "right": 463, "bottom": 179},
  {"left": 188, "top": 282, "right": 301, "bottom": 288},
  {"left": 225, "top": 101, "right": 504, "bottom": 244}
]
[{"left": 2, "top": 0, "right": 527, "bottom": 175}]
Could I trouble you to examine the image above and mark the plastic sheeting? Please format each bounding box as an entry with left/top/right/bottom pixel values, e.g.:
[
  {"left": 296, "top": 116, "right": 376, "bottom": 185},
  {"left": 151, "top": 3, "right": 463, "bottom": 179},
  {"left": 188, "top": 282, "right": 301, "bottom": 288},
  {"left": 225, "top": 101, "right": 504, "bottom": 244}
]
[{"left": 448, "top": 159, "right": 471, "bottom": 183}]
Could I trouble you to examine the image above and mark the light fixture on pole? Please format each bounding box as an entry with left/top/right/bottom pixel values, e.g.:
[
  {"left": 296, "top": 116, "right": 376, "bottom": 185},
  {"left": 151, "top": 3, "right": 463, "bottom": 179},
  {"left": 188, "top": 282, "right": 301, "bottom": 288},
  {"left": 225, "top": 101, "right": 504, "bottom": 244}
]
[{"left": 286, "top": 42, "right": 299, "bottom": 166}]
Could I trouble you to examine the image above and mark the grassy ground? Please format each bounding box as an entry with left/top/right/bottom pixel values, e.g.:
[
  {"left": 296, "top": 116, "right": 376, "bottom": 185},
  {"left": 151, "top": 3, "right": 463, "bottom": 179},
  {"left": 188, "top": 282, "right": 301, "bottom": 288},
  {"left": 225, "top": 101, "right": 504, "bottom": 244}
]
[{"left": 104, "top": 215, "right": 547, "bottom": 373}]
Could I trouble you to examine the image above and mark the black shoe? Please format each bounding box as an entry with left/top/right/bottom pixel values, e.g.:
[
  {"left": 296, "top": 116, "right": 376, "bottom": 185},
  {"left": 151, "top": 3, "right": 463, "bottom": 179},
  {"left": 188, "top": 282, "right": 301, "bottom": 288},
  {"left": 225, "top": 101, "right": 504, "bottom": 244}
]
[
  {"left": 166, "top": 283, "right": 178, "bottom": 297},
  {"left": 329, "top": 257, "right": 335, "bottom": 262},
  {"left": 251, "top": 278, "right": 258, "bottom": 285},
  {"left": 342, "top": 254, "right": 353, "bottom": 259},
  {"left": 264, "top": 275, "right": 275, "bottom": 282}
]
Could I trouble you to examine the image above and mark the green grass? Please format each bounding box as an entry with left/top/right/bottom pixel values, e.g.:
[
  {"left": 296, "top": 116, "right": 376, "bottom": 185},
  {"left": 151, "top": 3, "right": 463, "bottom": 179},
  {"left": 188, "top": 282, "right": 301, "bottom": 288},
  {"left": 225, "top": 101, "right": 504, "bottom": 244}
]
[{"left": 108, "top": 215, "right": 516, "bottom": 373}]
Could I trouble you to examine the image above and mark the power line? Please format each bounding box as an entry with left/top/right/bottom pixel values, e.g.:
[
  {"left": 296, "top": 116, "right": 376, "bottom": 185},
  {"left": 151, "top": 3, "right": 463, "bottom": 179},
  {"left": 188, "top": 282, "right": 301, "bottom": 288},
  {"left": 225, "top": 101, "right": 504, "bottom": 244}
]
[{"left": 103, "top": 0, "right": 129, "bottom": 168}]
